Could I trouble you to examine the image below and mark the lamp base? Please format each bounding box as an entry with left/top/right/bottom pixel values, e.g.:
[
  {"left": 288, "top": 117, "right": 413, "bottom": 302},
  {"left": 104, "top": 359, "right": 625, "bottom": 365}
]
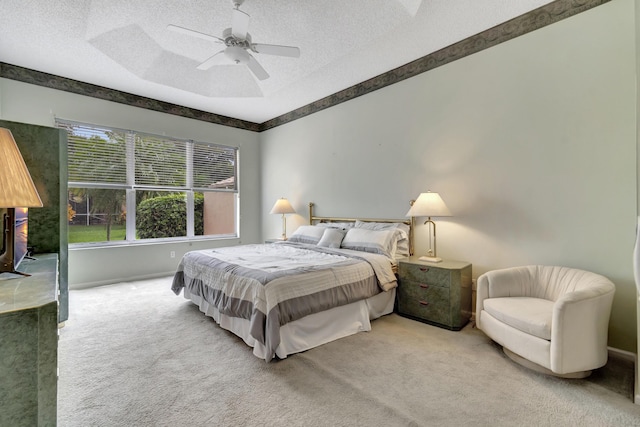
[{"left": 419, "top": 255, "right": 443, "bottom": 263}]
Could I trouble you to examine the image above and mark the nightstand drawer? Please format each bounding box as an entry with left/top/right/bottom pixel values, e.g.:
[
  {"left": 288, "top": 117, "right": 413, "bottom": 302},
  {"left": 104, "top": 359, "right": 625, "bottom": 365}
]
[
  {"left": 398, "top": 263, "right": 450, "bottom": 288},
  {"left": 397, "top": 281, "right": 450, "bottom": 325}
]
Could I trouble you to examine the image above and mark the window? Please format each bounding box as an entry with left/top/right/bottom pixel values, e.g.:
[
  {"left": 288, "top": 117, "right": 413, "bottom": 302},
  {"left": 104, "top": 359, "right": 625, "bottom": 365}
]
[{"left": 57, "top": 120, "right": 238, "bottom": 245}]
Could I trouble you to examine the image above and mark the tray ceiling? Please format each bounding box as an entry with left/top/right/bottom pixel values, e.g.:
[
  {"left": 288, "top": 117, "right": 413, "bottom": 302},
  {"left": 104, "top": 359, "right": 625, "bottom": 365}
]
[{"left": 1, "top": 1, "right": 595, "bottom": 127}]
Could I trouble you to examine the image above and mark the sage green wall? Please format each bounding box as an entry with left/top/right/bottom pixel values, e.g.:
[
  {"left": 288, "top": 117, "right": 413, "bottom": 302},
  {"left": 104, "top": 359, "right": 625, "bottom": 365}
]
[
  {"left": 0, "top": 80, "right": 261, "bottom": 288},
  {"left": 261, "top": 0, "right": 637, "bottom": 352}
]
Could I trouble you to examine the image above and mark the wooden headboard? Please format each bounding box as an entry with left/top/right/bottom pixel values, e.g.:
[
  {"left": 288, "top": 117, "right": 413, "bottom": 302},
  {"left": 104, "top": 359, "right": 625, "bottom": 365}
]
[{"left": 308, "top": 202, "right": 414, "bottom": 256}]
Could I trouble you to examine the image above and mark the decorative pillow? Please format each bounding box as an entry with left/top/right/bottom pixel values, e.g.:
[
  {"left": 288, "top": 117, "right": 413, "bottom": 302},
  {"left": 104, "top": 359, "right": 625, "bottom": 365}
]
[
  {"left": 355, "top": 220, "right": 409, "bottom": 238},
  {"left": 355, "top": 220, "right": 410, "bottom": 257},
  {"left": 288, "top": 225, "right": 325, "bottom": 245},
  {"left": 315, "top": 221, "right": 355, "bottom": 230},
  {"left": 317, "top": 228, "right": 347, "bottom": 248},
  {"left": 341, "top": 228, "right": 397, "bottom": 258}
]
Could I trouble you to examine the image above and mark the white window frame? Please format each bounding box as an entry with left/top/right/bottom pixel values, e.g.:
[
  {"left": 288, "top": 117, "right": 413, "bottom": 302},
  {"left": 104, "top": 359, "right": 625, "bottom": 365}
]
[{"left": 58, "top": 119, "right": 239, "bottom": 247}]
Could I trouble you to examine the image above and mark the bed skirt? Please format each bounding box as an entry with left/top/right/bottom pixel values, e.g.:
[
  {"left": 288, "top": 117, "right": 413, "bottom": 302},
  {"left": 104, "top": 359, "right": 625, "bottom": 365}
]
[{"left": 183, "top": 287, "right": 396, "bottom": 360}]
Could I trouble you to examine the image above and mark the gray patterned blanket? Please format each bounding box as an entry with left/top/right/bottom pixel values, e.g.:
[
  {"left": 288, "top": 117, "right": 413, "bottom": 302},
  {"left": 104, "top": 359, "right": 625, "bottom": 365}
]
[{"left": 171, "top": 242, "right": 397, "bottom": 361}]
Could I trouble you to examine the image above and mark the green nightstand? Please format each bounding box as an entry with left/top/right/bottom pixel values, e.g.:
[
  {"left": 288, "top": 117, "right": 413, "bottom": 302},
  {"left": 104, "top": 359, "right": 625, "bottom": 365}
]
[{"left": 397, "top": 256, "right": 472, "bottom": 330}]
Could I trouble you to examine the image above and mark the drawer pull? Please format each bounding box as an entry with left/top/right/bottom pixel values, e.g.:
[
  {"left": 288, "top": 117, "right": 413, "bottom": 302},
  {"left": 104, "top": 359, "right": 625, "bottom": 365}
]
[
  {"left": 419, "top": 284, "right": 429, "bottom": 289},
  {"left": 419, "top": 300, "right": 429, "bottom": 306},
  {"left": 419, "top": 267, "right": 429, "bottom": 272}
]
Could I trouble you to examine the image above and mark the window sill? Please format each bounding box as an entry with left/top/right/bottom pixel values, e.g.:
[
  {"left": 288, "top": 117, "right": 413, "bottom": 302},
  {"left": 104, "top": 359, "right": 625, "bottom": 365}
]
[{"left": 69, "top": 235, "right": 239, "bottom": 250}]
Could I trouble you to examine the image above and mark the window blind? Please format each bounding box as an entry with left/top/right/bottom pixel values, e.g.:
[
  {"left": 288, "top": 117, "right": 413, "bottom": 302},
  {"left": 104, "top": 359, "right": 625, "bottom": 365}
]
[
  {"left": 193, "top": 142, "right": 237, "bottom": 191},
  {"left": 135, "top": 133, "right": 187, "bottom": 188},
  {"left": 62, "top": 122, "right": 128, "bottom": 184},
  {"left": 57, "top": 120, "right": 238, "bottom": 192}
]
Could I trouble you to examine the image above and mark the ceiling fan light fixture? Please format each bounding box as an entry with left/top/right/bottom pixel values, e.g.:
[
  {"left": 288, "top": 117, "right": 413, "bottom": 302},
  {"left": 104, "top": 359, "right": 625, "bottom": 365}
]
[
  {"left": 168, "top": 0, "right": 300, "bottom": 80},
  {"left": 225, "top": 46, "right": 250, "bottom": 64}
]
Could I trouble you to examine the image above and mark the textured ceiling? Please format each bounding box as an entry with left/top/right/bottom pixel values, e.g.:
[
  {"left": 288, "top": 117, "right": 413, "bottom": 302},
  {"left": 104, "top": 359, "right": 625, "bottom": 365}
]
[{"left": 2, "top": 0, "right": 558, "bottom": 124}]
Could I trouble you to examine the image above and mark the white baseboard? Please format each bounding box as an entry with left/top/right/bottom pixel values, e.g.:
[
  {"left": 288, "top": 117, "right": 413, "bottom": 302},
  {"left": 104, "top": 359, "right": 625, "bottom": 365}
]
[
  {"left": 608, "top": 346, "right": 636, "bottom": 362},
  {"left": 69, "top": 271, "right": 175, "bottom": 290}
]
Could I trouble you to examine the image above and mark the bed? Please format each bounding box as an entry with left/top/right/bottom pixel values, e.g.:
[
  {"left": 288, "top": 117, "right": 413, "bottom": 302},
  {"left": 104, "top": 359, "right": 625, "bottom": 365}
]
[{"left": 171, "top": 202, "right": 413, "bottom": 361}]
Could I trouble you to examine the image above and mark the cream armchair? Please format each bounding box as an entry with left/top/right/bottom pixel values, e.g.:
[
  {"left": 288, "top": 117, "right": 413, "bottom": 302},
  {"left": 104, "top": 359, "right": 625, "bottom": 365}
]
[{"left": 476, "top": 265, "right": 615, "bottom": 378}]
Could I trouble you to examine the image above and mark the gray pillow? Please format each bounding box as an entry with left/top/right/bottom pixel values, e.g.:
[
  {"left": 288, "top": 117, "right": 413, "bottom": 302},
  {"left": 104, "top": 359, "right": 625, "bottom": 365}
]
[
  {"left": 341, "top": 228, "right": 397, "bottom": 258},
  {"left": 317, "top": 228, "right": 347, "bottom": 248},
  {"left": 288, "top": 225, "right": 326, "bottom": 244},
  {"left": 355, "top": 220, "right": 410, "bottom": 257}
]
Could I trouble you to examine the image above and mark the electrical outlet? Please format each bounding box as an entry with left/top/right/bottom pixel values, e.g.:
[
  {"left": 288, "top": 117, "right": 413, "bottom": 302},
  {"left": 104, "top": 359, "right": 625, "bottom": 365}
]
[{"left": 170, "top": 251, "right": 175, "bottom": 258}]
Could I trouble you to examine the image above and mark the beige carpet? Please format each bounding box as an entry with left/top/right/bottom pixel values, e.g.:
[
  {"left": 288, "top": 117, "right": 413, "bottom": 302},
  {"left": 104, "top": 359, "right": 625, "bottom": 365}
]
[{"left": 58, "top": 276, "right": 640, "bottom": 426}]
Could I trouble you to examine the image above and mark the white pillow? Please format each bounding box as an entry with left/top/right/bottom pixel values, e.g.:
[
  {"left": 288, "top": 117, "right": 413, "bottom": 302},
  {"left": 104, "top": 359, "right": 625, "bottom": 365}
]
[
  {"left": 341, "top": 228, "right": 397, "bottom": 258},
  {"left": 355, "top": 220, "right": 410, "bottom": 257},
  {"left": 288, "top": 225, "right": 325, "bottom": 244},
  {"left": 317, "top": 228, "right": 346, "bottom": 248},
  {"left": 315, "top": 221, "right": 355, "bottom": 230}
]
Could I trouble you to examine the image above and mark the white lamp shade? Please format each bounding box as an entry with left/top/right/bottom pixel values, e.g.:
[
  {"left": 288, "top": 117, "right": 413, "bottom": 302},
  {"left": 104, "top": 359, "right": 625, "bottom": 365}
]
[
  {"left": 270, "top": 198, "right": 295, "bottom": 215},
  {"left": 406, "top": 191, "right": 451, "bottom": 218},
  {"left": 0, "top": 128, "right": 43, "bottom": 208}
]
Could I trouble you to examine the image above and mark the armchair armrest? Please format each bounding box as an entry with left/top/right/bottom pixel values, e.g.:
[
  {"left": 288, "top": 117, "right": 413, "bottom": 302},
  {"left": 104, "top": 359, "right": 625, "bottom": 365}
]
[{"left": 550, "top": 284, "right": 615, "bottom": 374}]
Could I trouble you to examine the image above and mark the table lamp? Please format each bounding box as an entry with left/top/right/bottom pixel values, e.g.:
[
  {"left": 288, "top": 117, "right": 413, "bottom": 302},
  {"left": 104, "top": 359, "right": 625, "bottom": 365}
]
[
  {"left": 270, "top": 198, "right": 295, "bottom": 240},
  {"left": 406, "top": 191, "right": 451, "bottom": 263}
]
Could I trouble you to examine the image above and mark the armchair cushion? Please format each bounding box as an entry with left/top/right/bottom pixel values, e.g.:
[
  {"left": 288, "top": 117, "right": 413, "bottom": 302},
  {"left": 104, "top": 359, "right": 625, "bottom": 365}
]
[{"left": 483, "top": 297, "right": 553, "bottom": 340}]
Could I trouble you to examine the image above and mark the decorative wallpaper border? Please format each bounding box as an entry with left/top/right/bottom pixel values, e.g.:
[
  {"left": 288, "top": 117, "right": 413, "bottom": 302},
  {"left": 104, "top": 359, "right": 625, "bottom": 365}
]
[
  {"left": 0, "top": 63, "right": 261, "bottom": 132},
  {"left": 261, "top": 0, "right": 610, "bottom": 131},
  {"left": 0, "top": 0, "right": 609, "bottom": 133}
]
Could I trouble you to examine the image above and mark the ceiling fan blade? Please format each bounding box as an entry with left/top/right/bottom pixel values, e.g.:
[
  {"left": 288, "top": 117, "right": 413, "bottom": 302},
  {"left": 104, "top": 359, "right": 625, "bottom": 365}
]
[
  {"left": 196, "top": 50, "right": 229, "bottom": 70},
  {"left": 167, "top": 24, "right": 224, "bottom": 43},
  {"left": 247, "top": 54, "right": 269, "bottom": 80},
  {"left": 231, "top": 8, "right": 250, "bottom": 40},
  {"left": 252, "top": 43, "right": 300, "bottom": 58}
]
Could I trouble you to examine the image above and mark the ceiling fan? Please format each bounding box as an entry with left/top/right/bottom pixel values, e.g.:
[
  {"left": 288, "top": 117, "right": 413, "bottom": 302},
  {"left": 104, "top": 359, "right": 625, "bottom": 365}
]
[{"left": 168, "top": 0, "right": 300, "bottom": 81}]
